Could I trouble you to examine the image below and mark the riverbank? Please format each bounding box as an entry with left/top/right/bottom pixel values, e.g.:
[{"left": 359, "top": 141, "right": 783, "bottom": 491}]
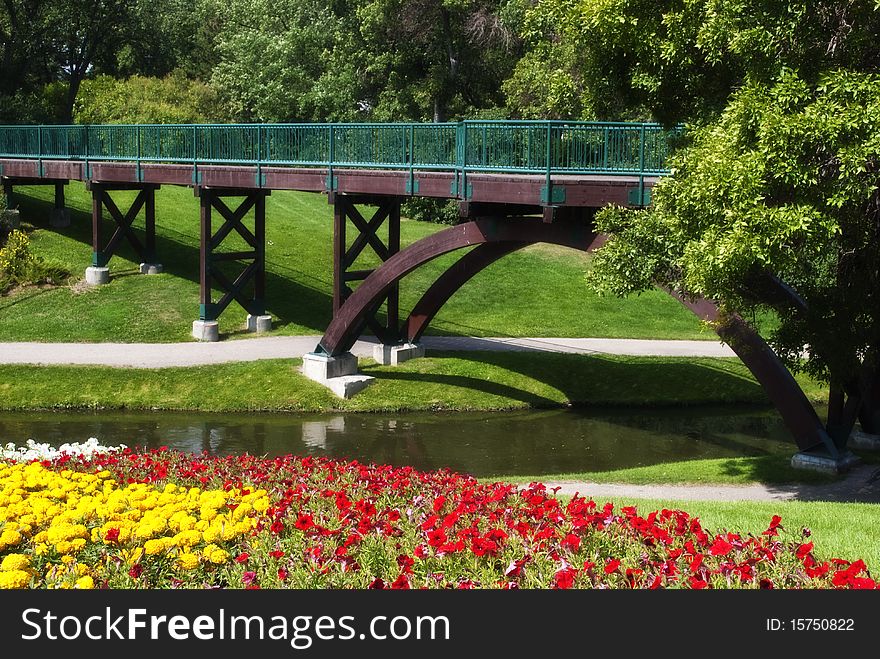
[{"left": 0, "top": 352, "right": 827, "bottom": 412}]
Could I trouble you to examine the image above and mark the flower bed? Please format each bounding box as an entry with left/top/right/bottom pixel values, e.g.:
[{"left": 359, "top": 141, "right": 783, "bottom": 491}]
[{"left": 0, "top": 446, "right": 875, "bottom": 589}]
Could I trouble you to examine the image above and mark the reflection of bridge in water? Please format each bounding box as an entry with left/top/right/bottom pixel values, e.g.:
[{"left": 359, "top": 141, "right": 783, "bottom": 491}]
[
  {"left": 0, "top": 408, "right": 792, "bottom": 477},
  {"left": 0, "top": 122, "right": 837, "bottom": 458}
]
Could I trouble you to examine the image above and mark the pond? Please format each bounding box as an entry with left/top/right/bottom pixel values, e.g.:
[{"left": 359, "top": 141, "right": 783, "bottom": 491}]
[{"left": 0, "top": 405, "right": 795, "bottom": 477}]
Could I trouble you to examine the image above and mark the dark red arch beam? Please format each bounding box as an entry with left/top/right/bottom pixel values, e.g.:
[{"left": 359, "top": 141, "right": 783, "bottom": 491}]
[
  {"left": 318, "top": 217, "right": 601, "bottom": 357},
  {"left": 317, "top": 217, "right": 829, "bottom": 453}
]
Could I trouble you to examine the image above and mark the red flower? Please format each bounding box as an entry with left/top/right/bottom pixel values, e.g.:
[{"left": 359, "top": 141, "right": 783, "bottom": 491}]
[
  {"left": 709, "top": 536, "right": 734, "bottom": 557},
  {"left": 270, "top": 519, "right": 284, "bottom": 534},
  {"left": 796, "top": 542, "right": 814, "bottom": 561},
  {"left": 604, "top": 559, "right": 621, "bottom": 574},
  {"left": 278, "top": 568, "right": 288, "bottom": 581},
  {"left": 689, "top": 577, "right": 709, "bottom": 590},
  {"left": 128, "top": 564, "right": 143, "bottom": 579},
  {"left": 104, "top": 527, "right": 120, "bottom": 544},
  {"left": 759, "top": 578, "right": 774, "bottom": 589},
  {"left": 554, "top": 567, "right": 577, "bottom": 589},
  {"left": 295, "top": 514, "right": 314, "bottom": 531},
  {"left": 561, "top": 533, "right": 581, "bottom": 552},
  {"left": 432, "top": 496, "right": 447, "bottom": 513},
  {"left": 762, "top": 515, "right": 783, "bottom": 536},
  {"left": 235, "top": 552, "right": 250, "bottom": 563},
  {"left": 368, "top": 578, "right": 386, "bottom": 590},
  {"left": 242, "top": 571, "right": 257, "bottom": 586},
  {"left": 397, "top": 555, "right": 415, "bottom": 574},
  {"left": 269, "top": 550, "right": 285, "bottom": 559},
  {"left": 391, "top": 574, "right": 411, "bottom": 590},
  {"left": 427, "top": 528, "right": 447, "bottom": 548},
  {"left": 414, "top": 544, "right": 429, "bottom": 559}
]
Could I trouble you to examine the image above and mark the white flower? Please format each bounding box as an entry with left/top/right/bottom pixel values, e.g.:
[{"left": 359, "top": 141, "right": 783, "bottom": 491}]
[{"left": 0, "top": 438, "right": 126, "bottom": 462}]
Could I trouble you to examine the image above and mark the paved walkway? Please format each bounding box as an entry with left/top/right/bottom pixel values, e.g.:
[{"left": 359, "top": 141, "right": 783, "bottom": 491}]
[
  {"left": 0, "top": 335, "right": 735, "bottom": 368},
  {"left": 540, "top": 464, "right": 880, "bottom": 503}
]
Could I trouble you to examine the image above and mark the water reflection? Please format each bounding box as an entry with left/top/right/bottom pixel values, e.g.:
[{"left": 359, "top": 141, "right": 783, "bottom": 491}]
[{"left": 0, "top": 406, "right": 793, "bottom": 477}]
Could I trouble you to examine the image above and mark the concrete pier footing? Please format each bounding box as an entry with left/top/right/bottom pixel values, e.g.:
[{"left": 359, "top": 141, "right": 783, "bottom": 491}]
[
  {"left": 302, "top": 351, "right": 374, "bottom": 398},
  {"left": 84, "top": 266, "right": 110, "bottom": 285},
  {"left": 850, "top": 430, "right": 880, "bottom": 451},
  {"left": 372, "top": 342, "right": 425, "bottom": 366},
  {"left": 192, "top": 320, "right": 219, "bottom": 342},
  {"left": 139, "top": 263, "right": 163, "bottom": 275},
  {"left": 791, "top": 450, "right": 860, "bottom": 474},
  {"left": 246, "top": 314, "right": 272, "bottom": 333}
]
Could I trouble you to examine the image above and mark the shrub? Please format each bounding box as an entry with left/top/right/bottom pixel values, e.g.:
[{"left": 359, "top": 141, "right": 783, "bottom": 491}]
[
  {"left": 0, "top": 230, "right": 69, "bottom": 294},
  {"left": 402, "top": 198, "right": 461, "bottom": 225}
]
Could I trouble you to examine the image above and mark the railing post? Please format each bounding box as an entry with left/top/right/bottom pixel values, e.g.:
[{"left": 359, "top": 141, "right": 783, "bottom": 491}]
[
  {"left": 407, "top": 123, "right": 415, "bottom": 195},
  {"left": 84, "top": 125, "right": 90, "bottom": 179},
  {"left": 327, "top": 123, "right": 335, "bottom": 192},
  {"left": 136, "top": 125, "right": 142, "bottom": 182},
  {"left": 543, "top": 121, "right": 552, "bottom": 204},
  {"left": 638, "top": 124, "right": 646, "bottom": 206},
  {"left": 37, "top": 125, "right": 43, "bottom": 177},
  {"left": 256, "top": 124, "right": 263, "bottom": 187},
  {"left": 603, "top": 127, "right": 609, "bottom": 170},
  {"left": 460, "top": 122, "right": 468, "bottom": 199},
  {"left": 192, "top": 125, "right": 199, "bottom": 184}
]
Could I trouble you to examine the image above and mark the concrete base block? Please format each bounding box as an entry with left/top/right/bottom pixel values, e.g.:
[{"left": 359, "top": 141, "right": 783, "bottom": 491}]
[
  {"left": 139, "top": 263, "right": 163, "bottom": 275},
  {"left": 50, "top": 208, "right": 71, "bottom": 228},
  {"left": 791, "top": 450, "right": 861, "bottom": 474},
  {"left": 301, "top": 352, "right": 374, "bottom": 398},
  {"left": 325, "top": 374, "right": 375, "bottom": 399},
  {"left": 302, "top": 352, "right": 358, "bottom": 380},
  {"left": 850, "top": 430, "right": 880, "bottom": 451},
  {"left": 2, "top": 209, "right": 21, "bottom": 228},
  {"left": 192, "top": 320, "right": 219, "bottom": 342},
  {"left": 373, "top": 342, "right": 426, "bottom": 366},
  {"left": 246, "top": 314, "right": 272, "bottom": 333},
  {"left": 84, "top": 266, "right": 110, "bottom": 285}
]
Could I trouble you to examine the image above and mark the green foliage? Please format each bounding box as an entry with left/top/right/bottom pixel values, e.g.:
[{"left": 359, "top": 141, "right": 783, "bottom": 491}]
[
  {"left": 590, "top": 70, "right": 880, "bottom": 386},
  {"left": 401, "top": 198, "right": 461, "bottom": 225},
  {"left": 502, "top": 42, "right": 592, "bottom": 119},
  {"left": 74, "top": 74, "right": 223, "bottom": 124},
  {"left": 0, "top": 230, "right": 68, "bottom": 293},
  {"left": 517, "top": 0, "right": 880, "bottom": 125}
]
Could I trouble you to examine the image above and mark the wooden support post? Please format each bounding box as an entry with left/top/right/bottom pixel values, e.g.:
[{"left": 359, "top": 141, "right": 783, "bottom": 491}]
[
  {"left": 88, "top": 182, "right": 159, "bottom": 268},
  {"left": 196, "top": 186, "right": 271, "bottom": 322},
  {"left": 91, "top": 185, "right": 104, "bottom": 266},
  {"left": 331, "top": 194, "right": 402, "bottom": 345},
  {"left": 3, "top": 180, "right": 14, "bottom": 208},
  {"left": 54, "top": 181, "right": 65, "bottom": 210},
  {"left": 199, "top": 188, "right": 213, "bottom": 320},
  {"left": 333, "top": 197, "right": 346, "bottom": 313}
]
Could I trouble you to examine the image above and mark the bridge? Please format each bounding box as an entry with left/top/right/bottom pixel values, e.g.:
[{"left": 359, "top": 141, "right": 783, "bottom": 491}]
[{"left": 0, "top": 121, "right": 841, "bottom": 461}]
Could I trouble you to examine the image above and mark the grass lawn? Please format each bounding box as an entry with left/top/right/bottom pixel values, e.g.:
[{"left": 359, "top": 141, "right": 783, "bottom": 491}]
[
  {"left": 602, "top": 497, "right": 880, "bottom": 570},
  {"left": 493, "top": 454, "right": 843, "bottom": 486},
  {"left": 0, "top": 352, "right": 827, "bottom": 413},
  {"left": 5, "top": 182, "right": 710, "bottom": 342}
]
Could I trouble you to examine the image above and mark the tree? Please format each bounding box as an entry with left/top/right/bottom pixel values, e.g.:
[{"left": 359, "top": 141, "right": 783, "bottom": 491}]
[{"left": 526, "top": 0, "right": 880, "bottom": 453}]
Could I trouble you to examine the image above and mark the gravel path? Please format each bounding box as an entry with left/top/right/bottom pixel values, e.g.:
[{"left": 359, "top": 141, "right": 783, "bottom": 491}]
[
  {"left": 539, "top": 464, "right": 880, "bottom": 503},
  {"left": 0, "top": 336, "right": 734, "bottom": 368}
]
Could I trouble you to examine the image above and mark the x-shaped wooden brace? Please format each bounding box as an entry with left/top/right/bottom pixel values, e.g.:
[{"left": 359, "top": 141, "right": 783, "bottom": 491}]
[
  {"left": 89, "top": 182, "right": 158, "bottom": 267},
  {"left": 333, "top": 195, "right": 400, "bottom": 344},
  {"left": 198, "top": 187, "right": 269, "bottom": 321}
]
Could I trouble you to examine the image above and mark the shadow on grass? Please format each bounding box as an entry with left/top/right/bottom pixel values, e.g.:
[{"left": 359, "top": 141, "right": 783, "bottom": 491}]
[{"left": 15, "top": 192, "right": 335, "bottom": 334}]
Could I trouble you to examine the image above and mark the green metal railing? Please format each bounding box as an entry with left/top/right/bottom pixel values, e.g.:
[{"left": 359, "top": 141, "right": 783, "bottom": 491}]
[{"left": 0, "top": 121, "right": 678, "bottom": 199}]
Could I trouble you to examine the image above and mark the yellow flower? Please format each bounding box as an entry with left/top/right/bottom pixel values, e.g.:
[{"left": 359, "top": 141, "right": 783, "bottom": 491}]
[
  {"left": 75, "top": 576, "right": 94, "bottom": 589},
  {"left": 143, "top": 539, "right": 165, "bottom": 556},
  {"left": 0, "top": 569, "right": 31, "bottom": 589},
  {"left": 0, "top": 553, "right": 30, "bottom": 572},
  {"left": 176, "top": 553, "right": 200, "bottom": 570},
  {"left": 0, "top": 528, "right": 22, "bottom": 547},
  {"left": 208, "top": 548, "right": 229, "bottom": 565}
]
